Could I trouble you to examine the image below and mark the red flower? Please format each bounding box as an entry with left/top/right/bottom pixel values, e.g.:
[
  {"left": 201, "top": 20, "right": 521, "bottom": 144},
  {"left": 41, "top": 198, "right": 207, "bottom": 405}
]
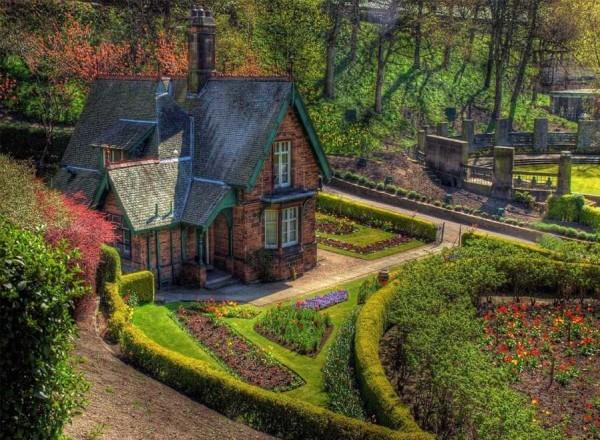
[{"left": 498, "top": 305, "right": 509, "bottom": 314}]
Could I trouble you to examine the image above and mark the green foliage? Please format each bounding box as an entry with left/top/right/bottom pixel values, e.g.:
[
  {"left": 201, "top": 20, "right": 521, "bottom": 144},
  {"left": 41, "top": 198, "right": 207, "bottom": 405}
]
[
  {"left": 0, "top": 218, "right": 87, "bottom": 439},
  {"left": 513, "top": 190, "right": 536, "bottom": 209},
  {"left": 120, "top": 271, "right": 154, "bottom": 305},
  {"left": 0, "top": 123, "right": 72, "bottom": 166},
  {"left": 256, "top": 304, "right": 331, "bottom": 355},
  {"left": 357, "top": 277, "right": 379, "bottom": 305},
  {"left": 547, "top": 194, "right": 586, "bottom": 222},
  {"left": 317, "top": 193, "right": 437, "bottom": 242},
  {"left": 101, "top": 265, "right": 430, "bottom": 440},
  {"left": 97, "top": 245, "right": 122, "bottom": 286},
  {"left": 322, "top": 310, "right": 367, "bottom": 420},
  {"left": 581, "top": 205, "right": 600, "bottom": 231},
  {"left": 354, "top": 280, "right": 425, "bottom": 434},
  {"left": 532, "top": 221, "right": 600, "bottom": 242}
]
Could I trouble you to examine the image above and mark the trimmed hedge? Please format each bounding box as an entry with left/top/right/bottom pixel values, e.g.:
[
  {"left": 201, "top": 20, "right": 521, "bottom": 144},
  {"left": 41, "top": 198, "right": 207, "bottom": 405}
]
[
  {"left": 460, "top": 231, "right": 556, "bottom": 257},
  {"left": 354, "top": 279, "right": 429, "bottom": 435},
  {"left": 100, "top": 249, "right": 431, "bottom": 440},
  {"left": 121, "top": 271, "right": 155, "bottom": 305},
  {"left": 581, "top": 205, "right": 600, "bottom": 231},
  {"left": 97, "top": 244, "right": 122, "bottom": 286},
  {"left": 317, "top": 193, "right": 437, "bottom": 242}
]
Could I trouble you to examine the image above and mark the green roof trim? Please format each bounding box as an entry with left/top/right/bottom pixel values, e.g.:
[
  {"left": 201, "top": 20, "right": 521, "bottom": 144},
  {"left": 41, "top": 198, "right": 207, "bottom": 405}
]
[
  {"left": 246, "top": 84, "right": 332, "bottom": 190},
  {"left": 91, "top": 172, "right": 108, "bottom": 208},
  {"left": 199, "top": 189, "right": 237, "bottom": 229}
]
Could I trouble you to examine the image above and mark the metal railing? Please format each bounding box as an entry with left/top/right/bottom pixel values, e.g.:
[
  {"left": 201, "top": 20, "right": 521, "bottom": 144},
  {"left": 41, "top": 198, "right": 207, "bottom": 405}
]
[
  {"left": 473, "top": 133, "right": 495, "bottom": 148},
  {"left": 463, "top": 165, "right": 493, "bottom": 185},
  {"left": 548, "top": 132, "right": 577, "bottom": 146},
  {"left": 512, "top": 171, "right": 558, "bottom": 189},
  {"left": 509, "top": 132, "right": 533, "bottom": 146}
]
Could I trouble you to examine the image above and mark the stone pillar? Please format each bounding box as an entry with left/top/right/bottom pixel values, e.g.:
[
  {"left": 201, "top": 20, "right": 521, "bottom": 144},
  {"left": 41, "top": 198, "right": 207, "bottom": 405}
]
[
  {"left": 576, "top": 119, "right": 600, "bottom": 149},
  {"left": 557, "top": 151, "right": 572, "bottom": 195},
  {"left": 533, "top": 118, "right": 548, "bottom": 151},
  {"left": 462, "top": 119, "right": 475, "bottom": 151},
  {"left": 492, "top": 146, "right": 515, "bottom": 200},
  {"left": 495, "top": 118, "right": 510, "bottom": 146},
  {"left": 436, "top": 122, "right": 449, "bottom": 137}
]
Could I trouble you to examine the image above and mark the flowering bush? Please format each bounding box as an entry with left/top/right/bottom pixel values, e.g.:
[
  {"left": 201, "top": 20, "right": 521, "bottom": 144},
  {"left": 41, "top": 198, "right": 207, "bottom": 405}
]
[
  {"left": 255, "top": 304, "right": 332, "bottom": 355},
  {"left": 298, "top": 290, "right": 349, "bottom": 310}
]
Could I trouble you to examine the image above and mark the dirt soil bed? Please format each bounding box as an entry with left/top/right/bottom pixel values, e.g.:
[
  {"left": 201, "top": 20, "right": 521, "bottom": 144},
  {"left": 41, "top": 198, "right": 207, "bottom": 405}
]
[
  {"left": 329, "top": 153, "right": 542, "bottom": 223},
  {"left": 65, "top": 297, "right": 273, "bottom": 440},
  {"left": 177, "top": 308, "right": 302, "bottom": 391}
]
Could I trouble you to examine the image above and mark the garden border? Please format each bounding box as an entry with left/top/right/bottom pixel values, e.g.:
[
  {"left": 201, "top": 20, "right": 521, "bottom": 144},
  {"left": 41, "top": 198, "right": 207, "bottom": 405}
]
[{"left": 99, "top": 246, "right": 432, "bottom": 440}]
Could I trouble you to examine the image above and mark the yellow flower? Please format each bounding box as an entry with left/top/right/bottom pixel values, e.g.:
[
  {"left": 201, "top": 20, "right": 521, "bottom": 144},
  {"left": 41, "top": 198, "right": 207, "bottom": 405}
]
[{"left": 531, "top": 399, "right": 539, "bottom": 405}]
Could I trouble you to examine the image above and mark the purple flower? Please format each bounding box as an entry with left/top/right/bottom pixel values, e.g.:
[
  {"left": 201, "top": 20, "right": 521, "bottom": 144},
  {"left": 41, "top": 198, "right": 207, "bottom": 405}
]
[{"left": 299, "top": 290, "right": 349, "bottom": 310}]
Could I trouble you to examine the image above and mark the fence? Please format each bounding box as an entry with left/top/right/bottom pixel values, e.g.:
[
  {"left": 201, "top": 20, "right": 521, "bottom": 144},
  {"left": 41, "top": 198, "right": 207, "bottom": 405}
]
[
  {"left": 512, "top": 171, "right": 558, "bottom": 190},
  {"left": 548, "top": 132, "right": 578, "bottom": 146},
  {"left": 462, "top": 165, "right": 493, "bottom": 185}
]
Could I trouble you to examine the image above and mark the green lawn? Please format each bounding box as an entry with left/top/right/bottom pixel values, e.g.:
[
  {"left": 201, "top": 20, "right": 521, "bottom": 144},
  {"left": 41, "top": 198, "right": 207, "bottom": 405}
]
[
  {"left": 131, "top": 275, "right": 374, "bottom": 407},
  {"left": 316, "top": 212, "right": 425, "bottom": 260},
  {"left": 514, "top": 164, "right": 600, "bottom": 195}
]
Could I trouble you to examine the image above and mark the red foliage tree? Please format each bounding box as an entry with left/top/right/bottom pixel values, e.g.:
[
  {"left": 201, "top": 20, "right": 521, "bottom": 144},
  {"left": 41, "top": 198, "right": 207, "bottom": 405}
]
[{"left": 40, "top": 191, "right": 115, "bottom": 290}]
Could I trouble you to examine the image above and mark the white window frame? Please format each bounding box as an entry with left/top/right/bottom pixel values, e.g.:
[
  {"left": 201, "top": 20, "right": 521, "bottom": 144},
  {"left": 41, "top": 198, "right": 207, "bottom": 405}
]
[
  {"left": 281, "top": 206, "right": 299, "bottom": 247},
  {"left": 264, "top": 209, "right": 279, "bottom": 249},
  {"left": 273, "top": 140, "right": 291, "bottom": 189}
]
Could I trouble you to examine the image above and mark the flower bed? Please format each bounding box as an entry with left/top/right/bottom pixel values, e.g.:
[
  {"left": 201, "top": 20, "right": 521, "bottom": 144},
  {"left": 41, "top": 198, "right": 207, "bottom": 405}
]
[
  {"left": 318, "top": 234, "right": 411, "bottom": 254},
  {"left": 255, "top": 305, "right": 332, "bottom": 355},
  {"left": 481, "top": 301, "right": 600, "bottom": 438},
  {"left": 317, "top": 214, "right": 357, "bottom": 235},
  {"left": 299, "top": 290, "right": 349, "bottom": 310},
  {"left": 177, "top": 308, "right": 302, "bottom": 391},
  {"left": 185, "top": 299, "right": 258, "bottom": 319}
]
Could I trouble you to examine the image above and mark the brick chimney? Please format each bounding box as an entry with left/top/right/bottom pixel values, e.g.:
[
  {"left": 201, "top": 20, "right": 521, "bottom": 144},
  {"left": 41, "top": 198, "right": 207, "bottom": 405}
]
[{"left": 187, "top": 6, "right": 216, "bottom": 95}]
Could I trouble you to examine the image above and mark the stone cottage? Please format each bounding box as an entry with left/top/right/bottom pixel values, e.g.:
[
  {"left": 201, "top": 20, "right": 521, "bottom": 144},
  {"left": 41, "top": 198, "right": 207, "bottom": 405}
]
[{"left": 54, "top": 7, "right": 332, "bottom": 289}]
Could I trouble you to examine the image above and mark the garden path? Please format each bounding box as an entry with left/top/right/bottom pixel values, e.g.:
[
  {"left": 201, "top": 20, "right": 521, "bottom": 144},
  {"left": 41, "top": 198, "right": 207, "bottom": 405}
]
[
  {"left": 65, "top": 296, "right": 274, "bottom": 440},
  {"left": 159, "top": 186, "right": 536, "bottom": 306}
]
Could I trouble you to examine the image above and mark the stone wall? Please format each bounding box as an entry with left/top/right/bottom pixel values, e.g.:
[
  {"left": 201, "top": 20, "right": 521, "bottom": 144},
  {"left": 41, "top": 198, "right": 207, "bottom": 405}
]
[{"left": 425, "top": 135, "right": 468, "bottom": 186}]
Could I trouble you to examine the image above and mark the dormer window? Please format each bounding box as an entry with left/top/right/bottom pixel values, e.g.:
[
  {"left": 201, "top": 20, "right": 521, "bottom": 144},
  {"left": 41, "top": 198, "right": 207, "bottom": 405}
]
[
  {"left": 273, "top": 140, "right": 291, "bottom": 189},
  {"left": 103, "top": 148, "right": 125, "bottom": 166}
]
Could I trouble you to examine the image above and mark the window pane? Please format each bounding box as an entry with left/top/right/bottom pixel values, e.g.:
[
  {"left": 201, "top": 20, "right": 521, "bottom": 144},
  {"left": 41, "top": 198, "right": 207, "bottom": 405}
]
[
  {"left": 265, "top": 210, "right": 278, "bottom": 248},
  {"left": 274, "top": 141, "right": 291, "bottom": 188},
  {"left": 282, "top": 207, "right": 298, "bottom": 247}
]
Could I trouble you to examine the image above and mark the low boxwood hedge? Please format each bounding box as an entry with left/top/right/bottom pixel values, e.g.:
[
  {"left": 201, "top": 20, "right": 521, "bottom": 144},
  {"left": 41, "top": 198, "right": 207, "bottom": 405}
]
[
  {"left": 120, "top": 271, "right": 155, "bottom": 305},
  {"left": 317, "top": 193, "right": 437, "bottom": 242},
  {"left": 460, "top": 231, "right": 555, "bottom": 257},
  {"left": 354, "top": 279, "right": 429, "bottom": 435},
  {"left": 99, "top": 247, "right": 431, "bottom": 440}
]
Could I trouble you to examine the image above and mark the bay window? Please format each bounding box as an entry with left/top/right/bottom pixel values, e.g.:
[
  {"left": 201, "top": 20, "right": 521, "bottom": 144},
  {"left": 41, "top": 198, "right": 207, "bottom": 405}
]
[
  {"left": 263, "top": 206, "right": 299, "bottom": 249},
  {"left": 264, "top": 209, "right": 278, "bottom": 249},
  {"left": 282, "top": 207, "right": 298, "bottom": 247},
  {"left": 273, "top": 140, "right": 291, "bottom": 189}
]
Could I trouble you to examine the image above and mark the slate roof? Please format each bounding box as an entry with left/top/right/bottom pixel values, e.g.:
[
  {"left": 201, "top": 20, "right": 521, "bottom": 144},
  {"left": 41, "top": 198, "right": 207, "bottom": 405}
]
[
  {"left": 90, "top": 120, "right": 155, "bottom": 151},
  {"left": 107, "top": 160, "right": 192, "bottom": 232},
  {"left": 55, "top": 76, "right": 331, "bottom": 232},
  {"left": 181, "top": 180, "right": 232, "bottom": 227},
  {"left": 189, "top": 79, "right": 292, "bottom": 187}
]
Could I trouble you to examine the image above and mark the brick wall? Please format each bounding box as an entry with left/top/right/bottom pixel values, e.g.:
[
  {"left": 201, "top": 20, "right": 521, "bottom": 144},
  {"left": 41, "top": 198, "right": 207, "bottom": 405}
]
[{"left": 234, "top": 108, "right": 320, "bottom": 283}]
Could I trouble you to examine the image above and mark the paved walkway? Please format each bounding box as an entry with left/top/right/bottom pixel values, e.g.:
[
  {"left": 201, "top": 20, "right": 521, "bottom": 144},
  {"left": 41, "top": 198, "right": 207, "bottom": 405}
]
[{"left": 158, "top": 186, "right": 535, "bottom": 307}]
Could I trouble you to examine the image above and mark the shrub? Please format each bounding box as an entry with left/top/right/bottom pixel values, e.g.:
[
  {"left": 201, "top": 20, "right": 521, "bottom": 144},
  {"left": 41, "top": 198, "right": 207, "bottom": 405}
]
[
  {"left": 97, "top": 244, "right": 122, "bottom": 285},
  {"left": 513, "top": 191, "right": 536, "bottom": 209},
  {"left": 317, "top": 193, "right": 437, "bottom": 242},
  {"left": 581, "top": 205, "right": 600, "bottom": 231},
  {"left": 357, "top": 277, "right": 379, "bottom": 305},
  {"left": 396, "top": 188, "right": 408, "bottom": 197},
  {"left": 323, "top": 310, "right": 367, "bottom": 420},
  {"left": 376, "top": 182, "right": 385, "bottom": 191},
  {"left": 120, "top": 270, "right": 155, "bottom": 305},
  {"left": 546, "top": 194, "right": 586, "bottom": 223},
  {"left": 101, "top": 266, "right": 426, "bottom": 440},
  {"left": 255, "top": 304, "right": 331, "bottom": 354},
  {"left": 0, "top": 219, "right": 87, "bottom": 439}
]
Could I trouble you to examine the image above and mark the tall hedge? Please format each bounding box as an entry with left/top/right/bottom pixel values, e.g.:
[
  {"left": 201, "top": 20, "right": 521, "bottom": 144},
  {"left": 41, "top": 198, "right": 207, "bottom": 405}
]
[
  {"left": 317, "top": 193, "right": 437, "bottom": 242},
  {"left": 120, "top": 271, "right": 155, "bottom": 304},
  {"left": 0, "top": 218, "right": 87, "bottom": 440},
  {"left": 546, "top": 194, "right": 600, "bottom": 232}
]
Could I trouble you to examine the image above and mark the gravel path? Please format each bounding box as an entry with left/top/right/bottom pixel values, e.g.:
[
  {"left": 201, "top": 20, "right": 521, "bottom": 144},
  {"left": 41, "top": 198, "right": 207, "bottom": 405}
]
[{"left": 64, "top": 297, "right": 274, "bottom": 440}]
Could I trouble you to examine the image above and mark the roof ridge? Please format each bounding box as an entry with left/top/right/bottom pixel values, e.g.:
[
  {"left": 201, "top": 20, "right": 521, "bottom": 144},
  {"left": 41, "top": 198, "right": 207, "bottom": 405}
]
[
  {"left": 210, "top": 74, "right": 291, "bottom": 82},
  {"left": 106, "top": 158, "right": 159, "bottom": 170}
]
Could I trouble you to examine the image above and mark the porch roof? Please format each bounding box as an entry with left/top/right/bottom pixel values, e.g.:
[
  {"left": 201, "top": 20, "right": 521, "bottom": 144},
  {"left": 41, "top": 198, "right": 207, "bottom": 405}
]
[{"left": 181, "top": 180, "right": 235, "bottom": 228}]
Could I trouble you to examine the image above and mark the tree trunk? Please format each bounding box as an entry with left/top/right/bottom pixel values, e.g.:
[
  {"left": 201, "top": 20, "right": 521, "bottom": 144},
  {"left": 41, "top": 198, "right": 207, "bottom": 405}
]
[
  {"left": 375, "top": 35, "right": 386, "bottom": 114},
  {"left": 324, "top": 2, "right": 342, "bottom": 99},
  {"left": 413, "top": 0, "right": 424, "bottom": 69},
  {"left": 349, "top": 0, "right": 360, "bottom": 62},
  {"left": 508, "top": 1, "right": 540, "bottom": 128}
]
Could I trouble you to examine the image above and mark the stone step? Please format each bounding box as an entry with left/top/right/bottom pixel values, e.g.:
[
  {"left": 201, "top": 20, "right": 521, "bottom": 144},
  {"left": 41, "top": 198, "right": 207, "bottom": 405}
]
[{"left": 205, "top": 272, "right": 237, "bottom": 290}]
